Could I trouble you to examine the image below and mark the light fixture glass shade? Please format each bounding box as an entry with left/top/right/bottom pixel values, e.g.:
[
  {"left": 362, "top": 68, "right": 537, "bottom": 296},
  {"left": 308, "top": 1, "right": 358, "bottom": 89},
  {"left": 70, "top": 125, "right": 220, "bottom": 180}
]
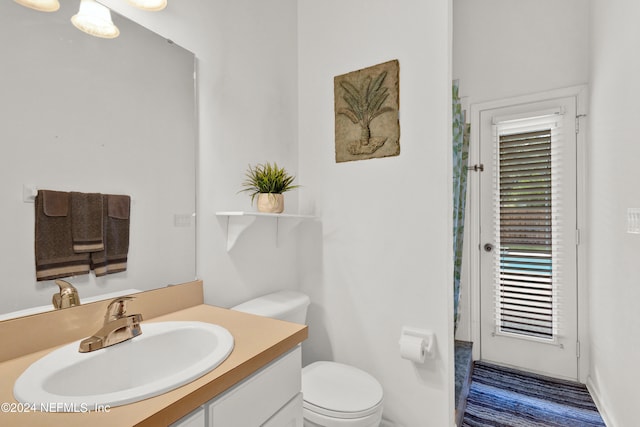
[
  {"left": 14, "top": 0, "right": 60, "bottom": 12},
  {"left": 127, "top": 0, "right": 167, "bottom": 12},
  {"left": 71, "top": 0, "right": 119, "bottom": 39}
]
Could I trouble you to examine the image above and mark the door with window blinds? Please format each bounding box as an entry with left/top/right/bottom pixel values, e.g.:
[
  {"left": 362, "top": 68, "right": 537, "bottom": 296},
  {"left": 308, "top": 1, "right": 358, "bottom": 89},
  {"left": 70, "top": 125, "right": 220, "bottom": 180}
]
[{"left": 479, "top": 96, "right": 578, "bottom": 380}]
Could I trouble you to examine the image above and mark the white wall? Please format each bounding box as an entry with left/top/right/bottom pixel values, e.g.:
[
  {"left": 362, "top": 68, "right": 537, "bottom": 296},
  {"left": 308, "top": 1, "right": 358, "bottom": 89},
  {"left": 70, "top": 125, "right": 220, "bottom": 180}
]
[
  {"left": 453, "top": 0, "right": 589, "bottom": 104},
  {"left": 298, "top": 1, "right": 453, "bottom": 426},
  {"left": 587, "top": 1, "right": 640, "bottom": 425},
  {"left": 452, "top": 0, "right": 589, "bottom": 341},
  {"left": 101, "top": 0, "right": 301, "bottom": 308},
  {"left": 102, "top": 2, "right": 454, "bottom": 425}
]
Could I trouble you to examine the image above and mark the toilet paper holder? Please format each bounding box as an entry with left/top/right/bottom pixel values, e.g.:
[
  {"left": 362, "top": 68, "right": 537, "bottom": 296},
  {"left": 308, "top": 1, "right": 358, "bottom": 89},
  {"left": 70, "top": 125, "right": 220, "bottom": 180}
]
[{"left": 399, "top": 326, "right": 435, "bottom": 362}]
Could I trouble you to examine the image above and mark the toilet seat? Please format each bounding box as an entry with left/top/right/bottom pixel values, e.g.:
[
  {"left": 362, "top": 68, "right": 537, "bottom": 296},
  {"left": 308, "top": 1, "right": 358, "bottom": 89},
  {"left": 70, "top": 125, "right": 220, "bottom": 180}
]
[{"left": 302, "top": 361, "right": 383, "bottom": 420}]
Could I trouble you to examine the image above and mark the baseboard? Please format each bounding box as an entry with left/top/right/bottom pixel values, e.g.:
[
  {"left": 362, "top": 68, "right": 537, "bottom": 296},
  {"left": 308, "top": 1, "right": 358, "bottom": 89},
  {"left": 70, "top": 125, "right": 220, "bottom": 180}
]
[{"left": 586, "top": 376, "right": 615, "bottom": 427}]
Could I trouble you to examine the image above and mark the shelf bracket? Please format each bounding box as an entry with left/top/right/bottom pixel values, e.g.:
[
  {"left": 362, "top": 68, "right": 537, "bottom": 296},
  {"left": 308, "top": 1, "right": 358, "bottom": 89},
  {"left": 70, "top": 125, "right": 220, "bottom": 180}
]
[{"left": 224, "top": 214, "right": 257, "bottom": 251}]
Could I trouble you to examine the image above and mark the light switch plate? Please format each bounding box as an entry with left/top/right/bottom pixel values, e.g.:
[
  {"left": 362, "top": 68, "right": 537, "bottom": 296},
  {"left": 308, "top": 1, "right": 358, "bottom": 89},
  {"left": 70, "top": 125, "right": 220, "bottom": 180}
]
[
  {"left": 174, "top": 213, "right": 194, "bottom": 227},
  {"left": 627, "top": 208, "right": 640, "bottom": 234}
]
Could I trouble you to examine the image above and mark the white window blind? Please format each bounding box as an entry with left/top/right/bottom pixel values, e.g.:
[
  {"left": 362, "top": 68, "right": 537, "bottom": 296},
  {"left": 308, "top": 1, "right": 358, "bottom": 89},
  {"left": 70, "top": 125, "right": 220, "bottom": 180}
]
[{"left": 492, "top": 111, "right": 564, "bottom": 340}]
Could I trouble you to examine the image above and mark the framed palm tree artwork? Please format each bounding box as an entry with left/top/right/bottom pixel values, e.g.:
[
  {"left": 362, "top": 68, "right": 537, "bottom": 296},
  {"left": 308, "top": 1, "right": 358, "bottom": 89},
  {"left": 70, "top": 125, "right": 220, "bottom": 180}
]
[{"left": 334, "top": 59, "right": 400, "bottom": 163}]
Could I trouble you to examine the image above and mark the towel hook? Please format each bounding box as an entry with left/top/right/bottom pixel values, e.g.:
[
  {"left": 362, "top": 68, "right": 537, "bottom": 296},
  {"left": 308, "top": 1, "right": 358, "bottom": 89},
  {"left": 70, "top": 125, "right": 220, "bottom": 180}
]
[{"left": 23, "top": 184, "right": 38, "bottom": 203}]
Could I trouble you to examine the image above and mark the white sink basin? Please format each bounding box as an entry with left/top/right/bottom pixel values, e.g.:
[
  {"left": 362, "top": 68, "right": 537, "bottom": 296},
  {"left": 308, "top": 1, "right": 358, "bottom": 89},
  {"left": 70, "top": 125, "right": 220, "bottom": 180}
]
[{"left": 14, "top": 321, "right": 234, "bottom": 411}]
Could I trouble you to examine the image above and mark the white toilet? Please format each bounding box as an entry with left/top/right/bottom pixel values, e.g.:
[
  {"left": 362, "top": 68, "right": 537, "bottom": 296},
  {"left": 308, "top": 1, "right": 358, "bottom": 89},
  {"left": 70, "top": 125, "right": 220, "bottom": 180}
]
[{"left": 232, "top": 291, "right": 384, "bottom": 427}]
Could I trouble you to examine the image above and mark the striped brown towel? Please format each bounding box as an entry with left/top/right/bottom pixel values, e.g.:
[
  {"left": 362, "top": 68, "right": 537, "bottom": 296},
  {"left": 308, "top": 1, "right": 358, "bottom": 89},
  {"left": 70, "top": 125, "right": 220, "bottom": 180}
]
[
  {"left": 70, "top": 192, "right": 104, "bottom": 253},
  {"left": 91, "top": 194, "right": 130, "bottom": 276},
  {"left": 34, "top": 190, "right": 90, "bottom": 281}
]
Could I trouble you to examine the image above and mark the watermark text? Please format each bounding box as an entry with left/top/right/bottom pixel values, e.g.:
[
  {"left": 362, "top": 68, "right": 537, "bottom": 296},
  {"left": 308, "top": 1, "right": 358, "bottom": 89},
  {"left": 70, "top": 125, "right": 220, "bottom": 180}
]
[{"left": 1, "top": 402, "right": 111, "bottom": 413}]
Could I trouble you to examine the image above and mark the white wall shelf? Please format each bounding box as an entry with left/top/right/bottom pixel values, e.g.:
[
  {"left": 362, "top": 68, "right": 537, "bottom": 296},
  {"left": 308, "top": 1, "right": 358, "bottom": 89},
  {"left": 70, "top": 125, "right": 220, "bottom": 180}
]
[{"left": 216, "top": 211, "right": 316, "bottom": 251}]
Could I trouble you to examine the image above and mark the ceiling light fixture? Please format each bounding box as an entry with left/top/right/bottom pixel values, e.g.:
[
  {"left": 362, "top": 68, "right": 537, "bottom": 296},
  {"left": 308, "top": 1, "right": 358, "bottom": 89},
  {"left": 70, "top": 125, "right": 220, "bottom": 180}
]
[
  {"left": 71, "top": 0, "right": 120, "bottom": 39},
  {"left": 15, "top": 0, "right": 168, "bottom": 39},
  {"left": 127, "top": 0, "right": 167, "bottom": 12},
  {"left": 13, "top": 0, "right": 60, "bottom": 12}
]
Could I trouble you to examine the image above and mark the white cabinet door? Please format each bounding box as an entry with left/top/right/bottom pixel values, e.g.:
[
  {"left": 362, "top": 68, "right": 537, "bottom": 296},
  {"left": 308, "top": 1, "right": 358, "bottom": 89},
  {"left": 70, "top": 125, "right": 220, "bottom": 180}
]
[
  {"left": 262, "top": 393, "right": 303, "bottom": 427},
  {"left": 170, "top": 406, "right": 206, "bottom": 427},
  {"left": 209, "top": 347, "right": 301, "bottom": 427}
]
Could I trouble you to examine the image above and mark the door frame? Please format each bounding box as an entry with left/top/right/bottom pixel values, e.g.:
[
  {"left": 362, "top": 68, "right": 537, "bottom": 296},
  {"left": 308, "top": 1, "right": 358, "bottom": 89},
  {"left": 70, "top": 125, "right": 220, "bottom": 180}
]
[{"left": 467, "top": 85, "right": 589, "bottom": 382}]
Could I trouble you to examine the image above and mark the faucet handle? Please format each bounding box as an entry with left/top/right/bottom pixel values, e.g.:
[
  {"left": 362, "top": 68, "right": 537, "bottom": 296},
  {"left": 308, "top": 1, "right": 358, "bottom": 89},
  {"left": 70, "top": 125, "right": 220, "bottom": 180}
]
[
  {"left": 52, "top": 280, "right": 81, "bottom": 309},
  {"left": 55, "top": 279, "right": 74, "bottom": 291},
  {"left": 104, "top": 296, "right": 135, "bottom": 323}
]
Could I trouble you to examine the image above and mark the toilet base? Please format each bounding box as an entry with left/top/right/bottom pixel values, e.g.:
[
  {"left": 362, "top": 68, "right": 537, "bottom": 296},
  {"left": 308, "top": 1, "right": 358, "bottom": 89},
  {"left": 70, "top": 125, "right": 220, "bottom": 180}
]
[
  {"left": 304, "top": 421, "right": 381, "bottom": 427},
  {"left": 303, "top": 407, "right": 382, "bottom": 427}
]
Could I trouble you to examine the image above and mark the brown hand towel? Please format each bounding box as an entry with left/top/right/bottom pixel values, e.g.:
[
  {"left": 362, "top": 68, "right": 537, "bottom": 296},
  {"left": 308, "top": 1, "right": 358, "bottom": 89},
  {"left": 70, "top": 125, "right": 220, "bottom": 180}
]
[
  {"left": 35, "top": 190, "right": 91, "bottom": 281},
  {"left": 91, "top": 194, "right": 130, "bottom": 277},
  {"left": 70, "top": 192, "right": 104, "bottom": 253}
]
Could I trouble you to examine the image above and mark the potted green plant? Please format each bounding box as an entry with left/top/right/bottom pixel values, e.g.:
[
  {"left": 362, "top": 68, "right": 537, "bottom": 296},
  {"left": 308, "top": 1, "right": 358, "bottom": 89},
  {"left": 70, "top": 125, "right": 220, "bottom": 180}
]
[{"left": 239, "top": 162, "right": 299, "bottom": 213}]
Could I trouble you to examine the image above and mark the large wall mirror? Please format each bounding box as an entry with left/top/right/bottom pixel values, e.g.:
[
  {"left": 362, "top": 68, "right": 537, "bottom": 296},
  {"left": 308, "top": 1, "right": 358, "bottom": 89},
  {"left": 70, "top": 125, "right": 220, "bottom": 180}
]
[{"left": 0, "top": 2, "right": 197, "bottom": 319}]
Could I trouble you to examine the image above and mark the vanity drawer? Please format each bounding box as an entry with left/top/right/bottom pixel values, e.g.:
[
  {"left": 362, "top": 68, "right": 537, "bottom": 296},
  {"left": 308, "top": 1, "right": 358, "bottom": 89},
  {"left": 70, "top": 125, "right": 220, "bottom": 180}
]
[
  {"left": 262, "top": 393, "right": 303, "bottom": 427},
  {"left": 209, "top": 346, "right": 301, "bottom": 426}
]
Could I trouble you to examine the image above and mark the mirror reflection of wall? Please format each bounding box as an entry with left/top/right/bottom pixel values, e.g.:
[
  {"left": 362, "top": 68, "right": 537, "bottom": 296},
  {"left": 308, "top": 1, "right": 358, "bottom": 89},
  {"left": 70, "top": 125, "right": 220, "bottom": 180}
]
[{"left": 0, "top": 1, "right": 197, "bottom": 318}]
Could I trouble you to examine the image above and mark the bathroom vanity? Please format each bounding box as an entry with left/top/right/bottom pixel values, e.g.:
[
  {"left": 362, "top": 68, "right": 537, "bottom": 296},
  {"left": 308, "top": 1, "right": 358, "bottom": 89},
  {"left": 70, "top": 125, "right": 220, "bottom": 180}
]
[
  {"left": 171, "top": 347, "right": 302, "bottom": 427},
  {"left": 0, "top": 281, "right": 307, "bottom": 426}
]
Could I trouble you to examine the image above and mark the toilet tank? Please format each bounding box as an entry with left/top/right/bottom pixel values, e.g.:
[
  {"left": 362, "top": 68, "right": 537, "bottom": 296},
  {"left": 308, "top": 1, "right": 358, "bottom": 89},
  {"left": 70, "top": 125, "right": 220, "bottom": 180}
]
[{"left": 231, "top": 291, "right": 310, "bottom": 324}]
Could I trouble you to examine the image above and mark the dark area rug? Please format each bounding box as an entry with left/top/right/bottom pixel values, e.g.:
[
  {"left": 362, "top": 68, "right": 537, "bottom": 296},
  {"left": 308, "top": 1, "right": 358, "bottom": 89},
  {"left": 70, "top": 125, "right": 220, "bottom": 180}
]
[{"left": 462, "top": 361, "right": 606, "bottom": 427}]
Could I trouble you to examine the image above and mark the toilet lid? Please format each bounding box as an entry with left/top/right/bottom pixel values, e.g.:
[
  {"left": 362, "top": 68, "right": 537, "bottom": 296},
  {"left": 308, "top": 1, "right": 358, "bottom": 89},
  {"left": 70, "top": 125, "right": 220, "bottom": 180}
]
[
  {"left": 302, "top": 361, "right": 383, "bottom": 418},
  {"left": 231, "top": 291, "right": 309, "bottom": 319}
]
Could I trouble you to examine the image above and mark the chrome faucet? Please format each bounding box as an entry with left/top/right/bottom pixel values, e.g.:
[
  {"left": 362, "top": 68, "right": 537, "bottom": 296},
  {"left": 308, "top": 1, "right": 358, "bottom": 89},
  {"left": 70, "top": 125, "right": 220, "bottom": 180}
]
[
  {"left": 79, "top": 296, "right": 143, "bottom": 353},
  {"left": 52, "top": 279, "right": 81, "bottom": 309}
]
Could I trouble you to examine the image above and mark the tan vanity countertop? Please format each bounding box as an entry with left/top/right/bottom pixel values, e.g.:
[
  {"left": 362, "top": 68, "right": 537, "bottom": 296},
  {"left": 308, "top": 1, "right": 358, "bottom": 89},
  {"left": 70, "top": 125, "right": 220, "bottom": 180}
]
[{"left": 0, "top": 303, "right": 307, "bottom": 427}]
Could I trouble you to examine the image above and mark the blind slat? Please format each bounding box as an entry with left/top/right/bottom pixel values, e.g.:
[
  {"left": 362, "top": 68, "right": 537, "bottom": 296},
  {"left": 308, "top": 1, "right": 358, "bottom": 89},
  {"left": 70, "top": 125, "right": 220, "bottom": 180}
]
[{"left": 494, "top": 121, "right": 559, "bottom": 340}]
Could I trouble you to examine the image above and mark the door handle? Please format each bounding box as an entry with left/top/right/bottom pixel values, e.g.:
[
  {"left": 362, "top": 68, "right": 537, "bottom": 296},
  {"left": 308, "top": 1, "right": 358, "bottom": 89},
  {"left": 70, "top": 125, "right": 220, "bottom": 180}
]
[{"left": 484, "top": 243, "right": 494, "bottom": 252}]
